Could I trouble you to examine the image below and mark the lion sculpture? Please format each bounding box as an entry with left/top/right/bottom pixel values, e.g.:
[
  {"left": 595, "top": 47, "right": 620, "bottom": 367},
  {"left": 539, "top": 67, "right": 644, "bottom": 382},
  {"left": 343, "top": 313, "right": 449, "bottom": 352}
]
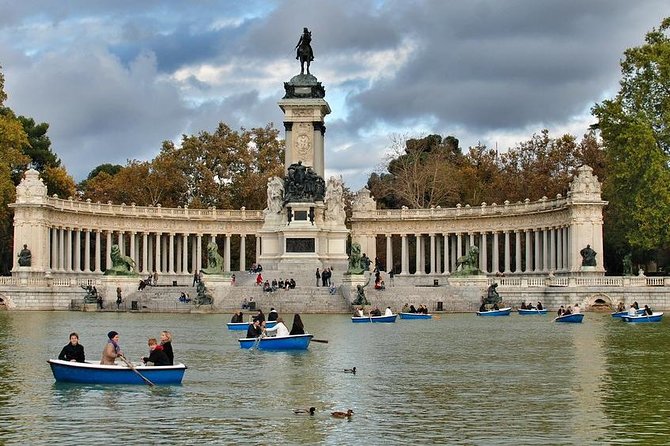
[
  {"left": 104, "top": 244, "right": 137, "bottom": 276},
  {"left": 452, "top": 245, "right": 480, "bottom": 277},
  {"left": 201, "top": 242, "right": 224, "bottom": 275}
]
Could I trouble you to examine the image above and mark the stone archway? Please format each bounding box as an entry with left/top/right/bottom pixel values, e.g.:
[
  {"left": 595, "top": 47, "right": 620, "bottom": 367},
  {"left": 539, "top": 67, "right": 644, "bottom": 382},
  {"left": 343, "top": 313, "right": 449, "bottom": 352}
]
[{"left": 586, "top": 292, "right": 613, "bottom": 311}]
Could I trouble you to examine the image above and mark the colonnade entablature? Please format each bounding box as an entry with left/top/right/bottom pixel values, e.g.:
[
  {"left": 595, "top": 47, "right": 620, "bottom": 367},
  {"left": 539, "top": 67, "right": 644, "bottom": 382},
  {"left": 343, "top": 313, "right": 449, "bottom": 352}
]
[{"left": 348, "top": 165, "right": 607, "bottom": 276}]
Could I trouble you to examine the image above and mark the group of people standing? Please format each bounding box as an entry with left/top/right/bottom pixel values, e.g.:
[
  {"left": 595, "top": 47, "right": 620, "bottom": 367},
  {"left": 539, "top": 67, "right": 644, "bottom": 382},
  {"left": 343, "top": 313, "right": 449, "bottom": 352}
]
[
  {"left": 58, "top": 330, "right": 174, "bottom": 367},
  {"left": 315, "top": 268, "right": 333, "bottom": 287}
]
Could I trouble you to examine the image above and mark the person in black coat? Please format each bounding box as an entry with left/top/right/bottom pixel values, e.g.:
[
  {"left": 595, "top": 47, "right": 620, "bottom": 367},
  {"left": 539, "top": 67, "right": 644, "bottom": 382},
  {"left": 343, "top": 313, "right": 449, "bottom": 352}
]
[
  {"left": 160, "top": 331, "right": 174, "bottom": 365},
  {"left": 267, "top": 308, "right": 279, "bottom": 322},
  {"left": 290, "top": 314, "right": 305, "bottom": 335},
  {"left": 142, "top": 338, "right": 170, "bottom": 366},
  {"left": 58, "top": 332, "right": 86, "bottom": 362},
  {"left": 246, "top": 319, "right": 263, "bottom": 338}
]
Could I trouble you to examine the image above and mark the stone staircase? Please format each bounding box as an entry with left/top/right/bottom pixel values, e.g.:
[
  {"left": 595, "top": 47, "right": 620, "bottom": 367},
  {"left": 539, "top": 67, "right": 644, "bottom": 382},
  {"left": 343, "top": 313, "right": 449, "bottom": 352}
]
[
  {"left": 220, "top": 283, "right": 351, "bottom": 314},
  {"left": 123, "top": 284, "right": 197, "bottom": 312}
]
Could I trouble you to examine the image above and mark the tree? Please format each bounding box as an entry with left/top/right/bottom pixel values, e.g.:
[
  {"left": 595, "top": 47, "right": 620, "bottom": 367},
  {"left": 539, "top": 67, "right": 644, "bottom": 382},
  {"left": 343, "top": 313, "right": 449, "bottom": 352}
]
[{"left": 593, "top": 17, "right": 670, "bottom": 258}]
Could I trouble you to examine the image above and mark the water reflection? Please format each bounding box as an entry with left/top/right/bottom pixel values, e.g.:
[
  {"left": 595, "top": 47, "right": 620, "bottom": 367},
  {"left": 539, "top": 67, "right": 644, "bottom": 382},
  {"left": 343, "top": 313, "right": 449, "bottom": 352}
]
[{"left": 0, "top": 311, "right": 668, "bottom": 444}]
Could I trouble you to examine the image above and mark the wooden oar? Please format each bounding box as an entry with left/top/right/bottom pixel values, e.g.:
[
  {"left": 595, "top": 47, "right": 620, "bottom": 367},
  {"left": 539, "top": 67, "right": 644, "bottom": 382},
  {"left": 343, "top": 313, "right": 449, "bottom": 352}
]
[
  {"left": 311, "top": 339, "right": 329, "bottom": 344},
  {"left": 119, "top": 355, "right": 155, "bottom": 386}
]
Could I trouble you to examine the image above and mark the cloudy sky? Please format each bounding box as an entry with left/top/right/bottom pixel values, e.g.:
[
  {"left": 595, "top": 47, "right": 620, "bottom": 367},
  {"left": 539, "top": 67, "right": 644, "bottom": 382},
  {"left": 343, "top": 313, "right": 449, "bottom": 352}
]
[{"left": 0, "top": 1, "right": 666, "bottom": 190}]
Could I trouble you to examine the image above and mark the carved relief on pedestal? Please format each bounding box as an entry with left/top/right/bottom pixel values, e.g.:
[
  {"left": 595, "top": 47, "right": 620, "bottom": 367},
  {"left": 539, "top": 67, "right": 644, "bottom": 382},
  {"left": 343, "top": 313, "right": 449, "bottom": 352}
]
[
  {"left": 293, "top": 122, "right": 313, "bottom": 163},
  {"left": 15, "top": 168, "right": 47, "bottom": 204}
]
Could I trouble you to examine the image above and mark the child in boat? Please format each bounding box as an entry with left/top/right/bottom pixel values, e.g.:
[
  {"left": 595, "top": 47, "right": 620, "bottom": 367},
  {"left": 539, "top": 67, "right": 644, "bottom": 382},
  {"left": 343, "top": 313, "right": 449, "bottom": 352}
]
[{"left": 142, "top": 338, "right": 170, "bottom": 366}]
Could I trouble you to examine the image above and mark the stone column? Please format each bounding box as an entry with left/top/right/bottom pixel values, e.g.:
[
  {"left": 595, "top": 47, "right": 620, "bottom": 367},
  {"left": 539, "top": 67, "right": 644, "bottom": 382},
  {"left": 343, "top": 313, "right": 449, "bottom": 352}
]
[
  {"left": 94, "top": 230, "right": 102, "bottom": 273},
  {"left": 196, "top": 234, "right": 203, "bottom": 273},
  {"left": 182, "top": 233, "right": 189, "bottom": 274},
  {"left": 255, "top": 235, "right": 261, "bottom": 266},
  {"left": 161, "top": 235, "right": 168, "bottom": 273},
  {"left": 239, "top": 234, "right": 246, "bottom": 272},
  {"left": 224, "top": 234, "right": 231, "bottom": 272},
  {"left": 141, "top": 233, "right": 149, "bottom": 274},
  {"left": 84, "top": 229, "right": 91, "bottom": 272},
  {"left": 428, "top": 234, "right": 435, "bottom": 275},
  {"left": 385, "top": 234, "right": 393, "bottom": 273},
  {"left": 443, "top": 233, "right": 450, "bottom": 275},
  {"left": 73, "top": 229, "right": 81, "bottom": 272},
  {"left": 492, "top": 232, "right": 499, "bottom": 274},
  {"left": 106, "top": 231, "right": 112, "bottom": 271},
  {"left": 401, "top": 234, "right": 408, "bottom": 274},
  {"left": 169, "top": 233, "right": 175, "bottom": 274},
  {"left": 504, "top": 230, "right": 511, "bottom": 274},
  {"left": 542, "top": 229, "right": 549, "bottom": 272},
  {"left": 524, "top": 230, "right": 532, "bottom": 273},
  {"left": 549, "top": 228, "right": 556, "bottom": 272},
  {"left": 456, "top": 233, "right": 463, "bottom": 261},
  {"left": 414, "top": 234, "right": 422, "bottom": 275},
  {"left": 435, "top": 236, "right": 441, "bottom": 274},
  {"left": 65, "top": 228, "right": 72, "bottom": 271},
  {"left": 59, "top": 227, "right": 65, "bottom": 271},
  {"left": 480, "top": 232, "right": 488, "bottom": 274},
  {"left": 450, "top": 234, "right": 457, "bottom": 272},
  {"left": 154, "top": 233, "right": 161, "bottom": 273},
  {"left": 129, "top": 232, "right": 136, "bottom": 268},
  {"left": 190, "top": 235, "right": 197, "bottom": 273},
  {"left": 514, "top": 230, "right": 522, "bottom": 273},
  {"left": 534, "top": 230, "right": 541, "bottom": 272},
  {"left": 51, "top": 227, "right": 58, "bottom": 271}
]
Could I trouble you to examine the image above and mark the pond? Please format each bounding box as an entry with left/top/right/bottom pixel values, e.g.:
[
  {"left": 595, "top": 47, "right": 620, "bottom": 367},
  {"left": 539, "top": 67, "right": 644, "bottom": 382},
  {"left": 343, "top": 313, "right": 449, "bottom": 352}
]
[{"left": 0, "top": 311, "right": 668, "bottom": 445}]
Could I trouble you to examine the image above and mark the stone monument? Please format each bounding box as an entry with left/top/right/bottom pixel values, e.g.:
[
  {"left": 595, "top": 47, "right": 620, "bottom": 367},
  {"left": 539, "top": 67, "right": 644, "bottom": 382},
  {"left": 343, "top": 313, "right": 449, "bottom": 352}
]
[{"left": 258, "top": 28, "right": 349, "bottom": 271}]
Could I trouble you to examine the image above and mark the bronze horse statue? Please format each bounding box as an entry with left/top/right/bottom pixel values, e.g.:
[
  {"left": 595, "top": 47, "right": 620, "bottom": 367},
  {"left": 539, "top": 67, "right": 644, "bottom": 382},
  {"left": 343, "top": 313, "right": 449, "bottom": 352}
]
[{"left": 295, "top": 27, "right": 314, "bottom": 75}]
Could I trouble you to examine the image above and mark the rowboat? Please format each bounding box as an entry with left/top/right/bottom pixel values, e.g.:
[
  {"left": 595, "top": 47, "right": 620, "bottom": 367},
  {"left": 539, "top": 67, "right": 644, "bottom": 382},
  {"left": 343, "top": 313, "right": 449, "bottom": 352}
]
[
  {"left": 351, "top": 314, "right": 397, "bottom": 323},
  {"left": 399, "top": 313, "right": 432, "bottom": 320},
  {"left": 621, "top": 312, "right": 663, "bottom": 323},
  {"left": 476, "top": 308, "right": 512, "bottom": 316},
  {"left": 238, "top": 334, "right": 313, "bottom": 350},
  {"left": 611, "top": 309, "right": 645, "bottom": 318},
  {"left": 47, "top": 359, "right": 187, "bottom": 385},
  {"left": 517, "top": 308, "right": 548, "bottom": 315},
  {"left": 227, "top": 320, "right": 278, "bottom": 330},
  {"left": 554, "top": 313, "right": 584, "bottom": 323}
]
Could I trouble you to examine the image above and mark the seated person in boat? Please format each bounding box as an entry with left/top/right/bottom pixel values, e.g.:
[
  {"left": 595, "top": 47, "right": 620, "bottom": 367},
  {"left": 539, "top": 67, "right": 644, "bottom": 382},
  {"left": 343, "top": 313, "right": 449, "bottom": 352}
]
[
  {"left": 246, "top": 319, "right": 263, "bottom": 338},
  {"left": 160, "top": 331, "right": 174, "bottom": 365},
  {"left": 417, "top": 304, "right": 428, "bottom": 314},
  {"left": 492, "top": 303, "right": 500, "bottom": 310},
  {"left": 409, "top": 305, "right": 417, "bottom": 313},
  {"left": 537, "top": 301, "right": 544, "bottom": 310},
  {"left": 370, "top": 307, "right": 382, "bottom": 317},
  {"left": 633, "top": 301, "right": 639, "bottom": 310},
  {"left": 557, "top": 306, "right": 565, "bottom": 316},
  {"left": 354, "top": 307, "right": 365, "bottom": 317},
  {"left": 643, "top": 305, "right": 653, "bottom": 315},
  {"left": 230, "top": 311, "right": 244, "bottom": 323},
  {"left": 267, "top": 308, "right": 279, "bottom": 322},
  {"left": 616, "top": 301, "right": 625, "bottom": 312},
  {"left": 290, "top": 314, "right": 305, "bottom": 335},
  {"left": 101, "top": 331, "right": 122, "bottom": 365},
  {"left": 563, "top": 306, "right": 572, "bottom": 315},
  {"left": 384, "top": 306, "right": 393, "bottom": 316},
  {"left": 58, "top": 332, "right": 85, "bottom": 362},
  {"left": 479, "top": 302, "right": 487, "bottom": 312},
  {"left": 526, "top": 302, "right": 535, "bottom": 310},
  {"left": 520, "top": 301, "right": 527, "bottom": 310},
  {"left": 627, "top": 304, "right": 637, "bottom": 316},
  {"left": 253, "top": 309, "right": 265, "bottom": 323},
  {"left": 141, "top": 338, "right": 170, "bottom": 366},
  {"left": 572, "top": 304, "right": 581, "bottom": 314},
  {"left": 264, "top": 317, "right": 290, "bottom": 337},
  {"left": 401, "top": 303, "right": 409, "bottom": 313}
]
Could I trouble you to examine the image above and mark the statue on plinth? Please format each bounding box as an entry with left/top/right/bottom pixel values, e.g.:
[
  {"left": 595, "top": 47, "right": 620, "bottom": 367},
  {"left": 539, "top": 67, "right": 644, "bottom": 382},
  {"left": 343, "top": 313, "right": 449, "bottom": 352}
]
[
  {"left": 295, "top": 27, "right": 314, "bottom": 75},
  {"left": 325, "top": 176, "right": 345, "bottom": 223},
  {"left": 195, "top": 281, "right": 213, "bottom": 306},
  {"left": 452, "top": 246, "right": 480, "bottom": 276},
  {"left": 283, "top": 161, "right": 325, "bottom": 204},
  {"left": 580, "top": 244, "right": 597, "bottom": 267},
  {"left": 484, "top": 283, "right": 502, "bottom": 306},
  {"left": 201, "top": 242, "right": 224, "bottom": 275},
  {"left": 352, "top": 276, "right": 371, "bottom": 306},
  {"left": 17, "top": 244, "right": 31, "bottom": 267},
  {"left": 265, "top": 176, "right": 284, "bottom": 214},
  {"left": 104, "top": 244, "right": 137, "bottom": 276},
  {"left": 345, "top": 242, "right": 366, "bottom": 275}
]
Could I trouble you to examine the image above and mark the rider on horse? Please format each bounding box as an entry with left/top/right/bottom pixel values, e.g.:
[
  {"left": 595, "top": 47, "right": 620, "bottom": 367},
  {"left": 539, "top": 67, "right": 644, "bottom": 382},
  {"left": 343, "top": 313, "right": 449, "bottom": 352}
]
[{"left": 295, "top": 27, "right": 314, "bottom": 75}]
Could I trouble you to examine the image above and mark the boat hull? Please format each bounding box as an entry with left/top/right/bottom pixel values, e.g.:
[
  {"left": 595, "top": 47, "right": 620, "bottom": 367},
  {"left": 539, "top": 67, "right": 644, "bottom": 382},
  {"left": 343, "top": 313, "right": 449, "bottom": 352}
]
[
  {"left": 622, "top": 312, "right": 663, "bottom": 323},
  {"left": 554, "top": 313, "right": 584, "bottom": 323},
  {"left": 227, "top": 321, "right": 277, "bottom": 330},
  {"left": 351, "top": 315, "right": 397, "bottom": 323},
  {"left": 48, "top": 359, "right": 186, "bottom": 385},
  {"left": 238, "top": 334, "right": 313, "bottom": 350},
  {"left": 517, "top": 309, "right": 548, "bottom": 315},
  {"left": 399, "top": 313, "right": 432, "bottom": 320},
  {"left": 476, "top": 308, "right": 512, "bottom": 316},
  {"left": 611, "top": 310, "right": 645, "bottom": 318}
]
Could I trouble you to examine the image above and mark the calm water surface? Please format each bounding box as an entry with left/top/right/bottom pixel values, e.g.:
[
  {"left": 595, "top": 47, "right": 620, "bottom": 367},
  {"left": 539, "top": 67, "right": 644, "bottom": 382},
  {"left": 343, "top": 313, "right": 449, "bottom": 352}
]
[{"left": 0, "top": 310, "right": 669, "bottom": 445}]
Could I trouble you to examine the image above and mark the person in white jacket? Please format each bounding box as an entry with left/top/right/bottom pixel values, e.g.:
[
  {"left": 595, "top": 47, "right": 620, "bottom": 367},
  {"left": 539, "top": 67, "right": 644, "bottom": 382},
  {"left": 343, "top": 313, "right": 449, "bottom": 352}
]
[
  {"left": 384, "top": 306, "right": 393, "bottom": 316},
  {"left": 264, "top": 317, "right": 290, "bottom": 337}
]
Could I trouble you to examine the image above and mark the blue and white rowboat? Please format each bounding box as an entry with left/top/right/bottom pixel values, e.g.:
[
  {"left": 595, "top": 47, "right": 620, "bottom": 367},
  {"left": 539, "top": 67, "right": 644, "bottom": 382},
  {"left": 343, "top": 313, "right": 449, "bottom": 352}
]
[
  {"left": 517, "top": 308, "right": 548, "bottom": 315},
  {"left": 238, "top": 334, "right": 313, "bottom": 350},
  {"left": 351, "top": 314, "right": 397, "bottom": 323},
  {"left": 554, "top": 313, "right": 584, "bottom": 323},
  {"left": 227, "top": 320, "right": 278, "bottom": 331},
  {"left": 476, "top": 308, "right": 512, "bottom": 316},
  {"left": 399, "top": 313, "right": 432, "bottom": 320},
  {"left": 611, "top": 309, "right": 645, "bottom": 318},
  {"left": 47, "top": 359, "right": 187, "bottom": 385},
  {"left": 621, "top": 312, "right": 663, "bottom": 323}
]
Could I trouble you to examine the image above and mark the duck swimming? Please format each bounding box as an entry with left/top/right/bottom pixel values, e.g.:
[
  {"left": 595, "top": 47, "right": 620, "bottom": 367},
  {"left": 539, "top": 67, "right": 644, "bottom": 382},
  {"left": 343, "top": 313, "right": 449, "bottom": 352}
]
[
  {"left": 331, "top": 409, "right": 354, "bottom": 418},
  {"left": 294, "top": 407, "right": 316, "bottom": 415},
  {"left": 344, "top": 367, "right": 356, "bottom": 374}
]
